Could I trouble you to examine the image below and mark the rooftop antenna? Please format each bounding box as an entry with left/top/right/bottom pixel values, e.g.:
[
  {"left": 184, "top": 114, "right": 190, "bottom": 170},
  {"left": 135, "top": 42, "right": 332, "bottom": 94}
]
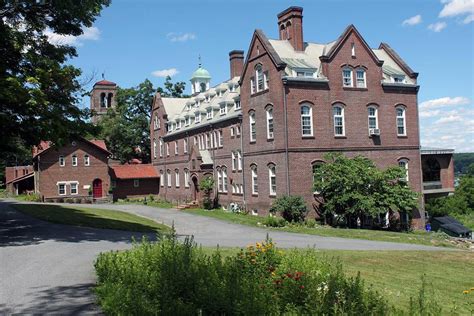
[
  {"left": 101, "top": 72, "right": 105, "bottom": 80},
  {"left": 198, "top": 54, "right": 202, "bottom": 68}
]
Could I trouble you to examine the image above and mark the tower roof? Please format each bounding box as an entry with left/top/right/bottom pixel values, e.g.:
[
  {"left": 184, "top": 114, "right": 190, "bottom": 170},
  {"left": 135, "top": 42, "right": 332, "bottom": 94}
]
[
  {"left": 94, "top": 79, "right": 117, "bottom": 86},
  {"left": 191, "top": 66, "right": 211, "bottom": 80}
]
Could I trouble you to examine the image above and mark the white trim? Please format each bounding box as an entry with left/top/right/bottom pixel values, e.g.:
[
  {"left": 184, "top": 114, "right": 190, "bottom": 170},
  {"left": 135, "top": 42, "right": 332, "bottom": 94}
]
[{"left": 301, "top": 104, "right": 313, "bottom": 137}]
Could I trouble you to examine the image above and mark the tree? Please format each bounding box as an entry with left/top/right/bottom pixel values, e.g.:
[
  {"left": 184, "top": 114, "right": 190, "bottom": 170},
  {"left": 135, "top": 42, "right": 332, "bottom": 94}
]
[
  {"left": 313, "top": 153, "right": 419, "bottom": 227},
  {"left": 199, "top": 176, "right": 214, "bottom": 210},
  {"left": 0, "top": 0, "right": 110, "bottom": 157},
  {"left": 269, "top": 195, "right": 307, "bottom": 223},
  {"left": 157, "top": 76, "right": 189, "bottom": 98}
]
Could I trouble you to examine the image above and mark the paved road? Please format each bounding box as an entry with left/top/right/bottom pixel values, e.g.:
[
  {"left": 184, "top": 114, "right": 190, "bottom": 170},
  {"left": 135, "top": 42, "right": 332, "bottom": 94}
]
[{"left": 0, "top": 199, "right": 447, "bottom": 314}]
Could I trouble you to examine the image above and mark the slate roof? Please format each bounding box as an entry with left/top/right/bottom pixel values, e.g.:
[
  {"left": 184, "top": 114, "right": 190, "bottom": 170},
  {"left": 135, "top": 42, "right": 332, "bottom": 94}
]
[{"left": 110, "top": 164, "right": 159, "bottom": 179}]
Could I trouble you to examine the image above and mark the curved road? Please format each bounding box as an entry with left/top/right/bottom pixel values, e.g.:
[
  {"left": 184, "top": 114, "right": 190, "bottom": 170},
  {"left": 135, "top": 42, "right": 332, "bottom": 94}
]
[{"left": 0, "top": 199, "right": 447, "bottom": 314}]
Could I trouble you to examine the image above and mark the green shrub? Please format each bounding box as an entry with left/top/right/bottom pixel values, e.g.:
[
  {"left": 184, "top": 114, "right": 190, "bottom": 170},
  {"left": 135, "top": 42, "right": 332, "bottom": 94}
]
[
  {"left": 304, "top": 218, "right": 318, "bottom": 228},
  {"left": 23, "top": 193, "right": 41, "bottom": 202},
  {"left": 270, "top": 195, "right": 307, "bottom": 223},
  {"left": 95, "top": 234, "right": 395, "bottom": 315},
  {"left": 263, "top": 215, "right": 287, "bottom": 227}
]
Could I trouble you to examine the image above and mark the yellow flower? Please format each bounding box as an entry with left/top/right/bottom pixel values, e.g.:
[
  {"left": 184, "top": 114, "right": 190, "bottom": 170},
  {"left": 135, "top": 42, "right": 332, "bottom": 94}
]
[
  {"left": 471, "top": 287, "right": 474, "bottom": 291},
  {"left": 271, "top": 271, "right": 276, "bottom": 276},
  {"left": 463, "top": 290, "right": 470, "bottom": 294}
]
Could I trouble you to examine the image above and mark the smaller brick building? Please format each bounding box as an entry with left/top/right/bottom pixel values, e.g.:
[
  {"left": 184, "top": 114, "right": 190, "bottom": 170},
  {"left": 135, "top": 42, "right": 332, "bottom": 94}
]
[
  {"left": 5, "top": 166, "right": 34, "bottom": 195},
  {"left": 421, "top": 147, "right": 455, "bottom": 200},
  {"left": 110, "top": 164, "right": 160, "bottom": 200}
]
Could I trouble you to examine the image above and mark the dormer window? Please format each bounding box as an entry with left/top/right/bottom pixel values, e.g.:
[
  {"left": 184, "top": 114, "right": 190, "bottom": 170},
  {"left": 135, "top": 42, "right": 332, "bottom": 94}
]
[
  {"left": 207, "top": 108, "right": 213, "bottom": 119},
  {"left": 342, "top": 68, "right": 353, "bottom": 87},
  {"left": 296, "top": 71, "right": 314, "bottom": 78},
  {"left": 185, "top": 116, "right": 190, "bottom": 126},
  {"left": 205, "top": 95, "right": 210, "bottom": 102},
  {"left": 235, "top": 100, "right": 241, "bottom": 110},
  {"left": 392, "top": 75, "right": 405, "bottom": 83},
  {"left": 220, "top": 103, "right": 227, "bottom": 115},
  {"left": 229, "top": 85, "right": 235, "bottom": 92},
  {"left": 195, "top": 112, "right": 201, "bottom": 123}
]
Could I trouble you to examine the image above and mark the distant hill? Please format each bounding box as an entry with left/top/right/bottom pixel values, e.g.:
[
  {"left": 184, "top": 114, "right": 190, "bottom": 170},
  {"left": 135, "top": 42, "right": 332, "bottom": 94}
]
[{"left": 454, "top": 153, "right": 474, "bottom": 175}]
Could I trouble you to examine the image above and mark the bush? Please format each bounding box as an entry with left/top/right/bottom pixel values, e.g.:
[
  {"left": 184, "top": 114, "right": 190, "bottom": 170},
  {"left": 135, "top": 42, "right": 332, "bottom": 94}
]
[
  {"left": 95, "top": 234, "right": 394, "bottom": 315},
  {"left": 263, "top": 215, "right": 287, "bottom": 227},
  {"left": 304, "top": 218, "right": 318, "bottom": 228},
  {"left": 270, "top": 195, "right": 307, "bottom": 223},
  {"left": 23, "top": 193, "right": 41, "bottom": 202}
]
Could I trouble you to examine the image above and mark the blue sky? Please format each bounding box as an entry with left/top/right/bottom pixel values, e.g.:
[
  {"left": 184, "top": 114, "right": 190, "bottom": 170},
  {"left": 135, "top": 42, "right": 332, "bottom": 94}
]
[{"left": 53, "top": 0, "right": 473, "bottom": 152}]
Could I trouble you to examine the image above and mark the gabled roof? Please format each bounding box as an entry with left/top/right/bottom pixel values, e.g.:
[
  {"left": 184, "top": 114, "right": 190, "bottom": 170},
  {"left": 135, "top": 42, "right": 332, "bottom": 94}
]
[
  {"left": 6, "top": 171, "right": 34, "bottom": 185},
  {"left": 33, "top": 138, "right": 111, "bottom": 158},
  {"left": 320, "top": 24, "right": 383, "bottom": 66},
  {"left": 379, "top": 43, "right": 418, "bottom": 79},
  {"left": 110, "top": 164, "right": 159, "bottom": 179}
]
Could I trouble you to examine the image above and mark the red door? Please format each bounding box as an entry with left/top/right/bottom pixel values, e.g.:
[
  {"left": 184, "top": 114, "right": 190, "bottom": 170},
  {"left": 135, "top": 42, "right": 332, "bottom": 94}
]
[{"left": 93, "top": 179, "right": 102, "bottom": 198}]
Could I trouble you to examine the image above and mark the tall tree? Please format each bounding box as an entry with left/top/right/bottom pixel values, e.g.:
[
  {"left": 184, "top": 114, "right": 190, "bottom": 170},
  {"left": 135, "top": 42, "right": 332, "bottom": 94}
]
[
  {"left": 0, "top": 0, "right": 110, "bottom": 156},
  {"left": 157, "top": 76, "right": 189, "bottom": 98}
]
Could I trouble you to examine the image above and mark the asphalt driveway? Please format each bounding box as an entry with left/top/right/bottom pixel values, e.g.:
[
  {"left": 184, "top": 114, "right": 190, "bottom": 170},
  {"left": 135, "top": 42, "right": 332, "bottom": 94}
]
[{"left": 0, "top": 199, "right": 445, "bottom": 314}]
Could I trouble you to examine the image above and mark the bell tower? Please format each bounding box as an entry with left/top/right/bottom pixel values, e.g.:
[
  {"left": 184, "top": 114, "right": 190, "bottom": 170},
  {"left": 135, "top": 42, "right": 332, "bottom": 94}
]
[
  {"left": 90, "top": 77, "right": 117, "bottom": 124},
  {"left": 190, "top": 57, "right": 211, "bottom": 95}
]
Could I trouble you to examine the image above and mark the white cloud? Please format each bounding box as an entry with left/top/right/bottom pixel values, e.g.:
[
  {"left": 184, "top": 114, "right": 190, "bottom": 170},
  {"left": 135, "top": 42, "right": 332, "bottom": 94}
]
[
  {"left": 419, "top": 96, "right": 470, "bottom": 109},
  {"left": 419, "top": 110, "right": 441, "bottom": 118},
  {"left": 45, "top": 26, "right": 100, "bottom": 46},
  {"left": 402, "top": 15, "right": 422, "bottom": 26},
  {"left": 151, "top": 68, "right": 179, "bottom": 78},
  {"left": 166, "top": 32, "right": 196, "bottom": 42},
  {"left": 439, "top": 0, "right": 474, "bottom": 24},
  {"left": 427, "top": 21, "right": 448, "bottom": 32},
  {"left": 434, "top": 115, "right": 464, "bottom": 124}
]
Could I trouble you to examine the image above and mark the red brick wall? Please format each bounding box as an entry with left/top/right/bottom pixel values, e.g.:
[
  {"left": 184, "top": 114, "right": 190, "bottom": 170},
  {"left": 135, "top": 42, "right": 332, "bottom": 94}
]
[{"left": 36, "top": 140, "right": 110, "bottom": 199}]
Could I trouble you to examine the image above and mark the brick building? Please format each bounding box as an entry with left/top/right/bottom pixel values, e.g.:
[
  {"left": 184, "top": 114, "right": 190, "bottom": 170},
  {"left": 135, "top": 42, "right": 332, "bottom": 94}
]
[
  {"left": 151, "top": 6, "right": 429, "bottom": 227},
  {"left": 5, "top": 165, "right": 34, "bottom": 195},
  {"left": 90, "top": 79, "right": 117, "bottom": 124},
  {"left": 109, "top": 164, "right": 160, "bottom": 200}
]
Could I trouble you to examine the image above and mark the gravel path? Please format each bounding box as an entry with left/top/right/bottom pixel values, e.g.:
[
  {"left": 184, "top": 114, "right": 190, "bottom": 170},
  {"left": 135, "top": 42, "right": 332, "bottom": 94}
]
[{"left": 0, "top": 199, "right": 446, "bottom": 314}]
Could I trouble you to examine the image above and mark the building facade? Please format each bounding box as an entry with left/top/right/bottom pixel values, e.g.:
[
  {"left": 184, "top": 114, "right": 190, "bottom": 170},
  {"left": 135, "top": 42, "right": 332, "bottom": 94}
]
[
  {"left": 152, "top": 7, "right": 425, "bottom": 226},
  {"left": 90, "top": 79, "right": 117, "bottom": 124}
]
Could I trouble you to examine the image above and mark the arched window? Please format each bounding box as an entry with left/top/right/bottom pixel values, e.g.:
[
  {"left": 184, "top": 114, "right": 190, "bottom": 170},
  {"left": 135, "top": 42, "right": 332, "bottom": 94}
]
[
  {"left": 266, "top": 106, "right": 274, "bottom": 139},
  {"left": 100, "top": 93, "right": 106, "bottom": 107},
  {"left": 342, "top": 67, "right": 353, "bottom": 87},
  {"left": 107, "top": 93, "right": 113, "bottom": 108},
  {"left": 255, "top": 64, "right": 264, "bottom": 92},
  {"left": 200, "top": 82, "right": 207, "bottom": 93},
  {"left": 160, "top": 170, "right": 164, "bottom": 187},
  {"left": 237, "top": 150, "right": 242, "bottom": 171},
  {"left": 396, "top": 106, "right": 406, "bottom": 136},
  {"left": 333, "top": 105, "right": 345, "bottom": 136},
  {"left": 423, "top": 158, "right": 441, "bottom": 182},
  {"left": 280, "top": 24, "right": 286, "bottom": 40},
  {"left": 159, "top": 139, "right": 163, "bottom": 157},
  {"left": 368, "top": 106, "right": 378, "bottom": 130},
  {"left": 231, "top": 151, "right": 236, "bottom": 171},
  {"left": 249, "top": 111, "right": 256, "bottom": 142},
  {"left": 251, "top": 164, "right": 258, "bottom": 195},
  {"left": 301, "top": 104, "right": 313, "bottom": 136},
  {"left": 285, "top": 21, "right": 291, "bottom": 39},
  {"left": 268, "top": 164, "right": 276, "bottom": 196},
  {"left": 312, "top": 161, "right": 324, "bottom": 185},
  {"left": 398, "top": 159, "right": 409, "bottom": 181},
  {"left": 356, "top": 68, "right": 366, "bottom": 88},
  {"left": 153, "top": 138, "right": 157, "bottom": 158},
  {"left": 184, "top": 169, "right": 190, "bottom": 188},
  {"left": 222, "top": 167, "right": 228, "bottom": 193},
  {"left": 175, "top": 169, "right": 180, "bottom": 188},
  {"left": 166, "top": 169, "right": 171, "bottom": 188}
]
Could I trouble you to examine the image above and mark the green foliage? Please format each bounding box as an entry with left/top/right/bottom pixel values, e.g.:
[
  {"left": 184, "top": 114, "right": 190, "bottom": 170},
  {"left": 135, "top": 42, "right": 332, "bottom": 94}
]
[
  {"left": 270, "top": 195, "right": 307, "bottom": 223},
  {"left": 263, "top": 215, "right": 287, "bottom": 227},
  {"left": 314, "top": 153, "right": 419, "bottom": 223},
  {"left": 453, "top": 153, "right": 474, "bottom": 175},
  {"left": 0, "top": 138, "right": 31, "bottom": 186},
  {"left": 156, "top": 76, "right": 189, "bottom": 98},
  {"left": 0, "top": 0, "right": 109, "bottom": 157},
  {"left": 199, "top": 176, "right": 215, "bottom": 209},
  {"left": 94, "top": 236, "right": 394, "bottom": 315}
]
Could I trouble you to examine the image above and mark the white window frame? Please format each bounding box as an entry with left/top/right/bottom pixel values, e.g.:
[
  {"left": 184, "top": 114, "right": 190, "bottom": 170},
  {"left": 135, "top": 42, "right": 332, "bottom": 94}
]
[
  {"left": 251, "top": 165, "right": 258, "bottom": 195},
  {"left": 249, "top": 111, "right": 256, "bottom": 142},
  {"left": 70, "top": 182, "right": 78, "bottom": 195},
  {"left": 59, "top": 155, "right": 65, "bottom": 167},
  {"left": 268, "top": 164, "right": 276, "bottom": 196},
  {"left": 368, "top": 106, "right": 378, "bottom": 130},
  {"left": 134, "top": 179, "right": 140, "bottom": 187},
  {"left": 58, "top": 182, "right": 66, "bottom": 196},
  {"left": 231, "top": 152, "right": 236, "bottom": 171},
  {"left": 256, "top": 64, "right": 264, "bottom": 92},
  {"left": 235, "top": 100, "right": 241, "bottom": 110},
  {"left": 153, "top": 139, "right": 157, "bottom": 158},
  {"left": 160, "top": 170, "right": 164, "bottom": 187},
  {"left": 230, "top": 127, "right": 235, "bottom": 137},
  {"left": 264, "top": 71, "right": 269, "bottom": 90},
  {"left": 218, "top": 130, "right": 223, "bottom": 148},
  {"left": 174, "top": 141, "right": 178, "bottom": 155},
  {"left": 159, "top": 139, "right": 163, "bottom": 157},
  {"left": 207, "top": 108, "right": 213, "bottom": 119},
  {"left": 250, "top": 77, "right": 255, "bottom": 94},
  {"left": 237, "top": 151, "right": 242, "bottom": 171},
  {"left": 342, "top": 67, "right": 353, "bottom": 87},
  {"left": 356, "top": 68, "right": 366, "bottom": 88},
  {"left": 167, "top": 170, "right": 171, "bottom": 188},
  {"left": 175, "top": 169, "right": 180, "bottom": 188},
  {"left": 184, "top": 138, "right": 188, "bottom": 154},
  {"left": 184, "top": 169, "right": 189, "bottom": 188},
  {"left": 217, "top": 168, "right": 222, "bottom": 192},
  {"left": 220, "top": 103, "right": 227, "bottom": 115},
  {"left": 396, "top": 106, "right": 407, "bottom": 136},
  {"left": 84, "top": 155, "right": 90, "bottom": 166},
  {"left": 333, "top": 105, "right": 345, "bottom": 136},
  {"left": 166, "top": 143, "right": 169, "bottom": 156},
  {"left": 301, "top": 104, "right": 313, "bottom": 137},
  {"left": 236, "top": 125, "right": 241, "bottom": 136},
  {"left": 266, "top": 106, "right": 274, "bottom": 139},
  {"left": 222, "top": 167, "right": 228, "bottom": 193},
  {"left": 398, "top": 159, "right": 409, "bottom": 181},
  {"left": 72, "top": 155, "right": 78, "bottom": 167},
  {"left": 194, "top": 112, "right": 201, "bottom": 123}
]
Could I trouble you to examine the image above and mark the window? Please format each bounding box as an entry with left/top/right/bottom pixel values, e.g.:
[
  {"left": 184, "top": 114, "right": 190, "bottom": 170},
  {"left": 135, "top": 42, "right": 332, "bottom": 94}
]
[
  {"left": 301, "top": 105, "right": 313, "bottom": 136},
  {"left": 184, "top": 138, "right": 188, "bottom": 153},
  {"left": 356, "top": 69, "right": 366, "bottom": 88},
  {"left": 217, "top": 167, "right": 222, "bottom": 192},
  {"left": 207, "top": 108, "right": 213, "bottom": 119},
  {"left": 218, "top": 130, "right": 223, "bottom": 147},
  {"left": 312, "top": 161, "right": 324, "bottom": 185},
  {"left": 333, "top": 105, "right": 345, "bottom": 136},
  {"left": 134, "top": 179, "right": 140, "bottom": 187},
  {"left": 235, "top": 100, "right": 241, "bottom": 110},
  {"left": 160, "top": 170, "right": 164, "bottom": 187},
  {"left": 251, "top": 165, "right": 258, "bottom": 195},
  {"left": 423, "top": 158, "right": 441, "bottom": 182},
  {"left": 175, "top": 169, "right": 180, "bottom": 187},
  {"left": 231, "top": 152, "right": 236, "bottom": 171},
  {"left": 268, "top": 164, "right": 276, "bottom": 196},
  {"left": 83, "top": 155, "right": 90, "bottom": 166},
  {"left": 368, "top": 106, "right": 378, "bottom": 130},
  {"left": 59, "top": 156, "right": 65, "bottom": 167},
  {"left": 250, "top": 77, "right": 255, "bottom": 94},
  {"left": 70, "top": 182, "right": 78, "bottom": 195},
  {"left": 249, "top": 111, "right": 256, "bottom": 142},
  {"left": 174, "top": 141, "right": 178, "bottom": 155},
  {"left": 222, "top": 167, "right": 228, "bottom": 193},
  {"left": 398, "top": 159, "right": 409, "bottom": 181},
  {"left": 220, "top": 103, "right": 227, "bottom": 115},
  {"left": 58, "top": 183, "right": 66, "bottom": 195},
  {"left": 100, "top": 93, "right": 106, "bottom": 107},
  {"left": 72, "top": 155, "right": 78, "bottom": 167},
  {"left": 256, "top": 64, "right": 264, "bottom": 92},
  {"left": 159, "top": 139, "right": 163, "bottom": 157},
  {"left": 184, "top": 169, "right": 189, "bottom": 188},
  {"left": 296, "top": 71, "right": 314, "bottom": 77},
  {"left": 185, "top": 116, "right": 190, "bottom": 126},
  {"left": 351, "top": 42, "right": 355, "bottom": 57},
  {"left": 153, "top": 139, "right": 157, "bottom": 158},
  {"left": 266, "top": 106, "right": 274, "bottom": 139},
  {"left": 342, "top": 68, "right": 353, "bottom": 87},
  {"left": 396, "top": 107, "right": 406, "bottom": 136},
  {"left": 205, "top": 133, "right": 210, "bottom": 149},
  {"left": 230, "top": 127, "right": 235, "bottom": 137},
  {"left": 236, "top": 125, "right": 241, "bottom": 136},
  {"left": 237, "top": 151, "right": 242, "bottom": 171},
  {"left": 166, "top": 143, "right": 169, "bottom": 156},
  {"left": 195, "top": 112, "right": 201, "bottom": 123},
  {"left": 176, "top": 120, "right": 181, "bottom": 130},
  {"left": 264, "top": 71, "right": 269, "bottom": 90},
  {"left": 392, "top": 75, "right": 405, "bottom": 83},
  {"left": 167, "top": 170, "right": 171, "bottom": 188}
]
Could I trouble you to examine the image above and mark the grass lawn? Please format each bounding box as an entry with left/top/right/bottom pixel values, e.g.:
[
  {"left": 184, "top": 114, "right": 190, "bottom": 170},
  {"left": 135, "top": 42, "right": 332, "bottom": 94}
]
[
  {"left": 204, "top": 247, "right": 474, "bottom": 314},
  {"left": 115, "top": 199, "right": 174, "bottom": 209},
  {"left": 183, "top": 208, "right": 460, "bottom": 248},
  {"left": 12, "top": 203, "right": 171, "bottom": 233}
]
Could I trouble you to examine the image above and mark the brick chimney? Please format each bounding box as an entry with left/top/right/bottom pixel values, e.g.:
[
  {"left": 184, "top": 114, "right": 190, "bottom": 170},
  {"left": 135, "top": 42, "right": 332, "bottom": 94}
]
[
  {"left": 277, "top": 6, "right": 304, "bottom": 51},
  {"left": 229, "top": 50, "right": 244, "bottom": 78}
]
